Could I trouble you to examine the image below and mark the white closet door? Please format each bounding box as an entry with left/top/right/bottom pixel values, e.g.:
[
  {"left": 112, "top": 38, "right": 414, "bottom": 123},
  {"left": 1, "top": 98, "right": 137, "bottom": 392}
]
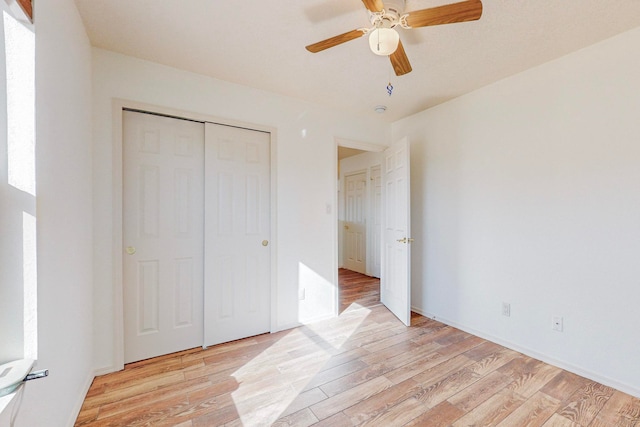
[
  {"left": 123, "top": 111, "right": 205, "bottom": 363},
  {"left": 204, "top": 123, "right": 271, "bottom": 347}
]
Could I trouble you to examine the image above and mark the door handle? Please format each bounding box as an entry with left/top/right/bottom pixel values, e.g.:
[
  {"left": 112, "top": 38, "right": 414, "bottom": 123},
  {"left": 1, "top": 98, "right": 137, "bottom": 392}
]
[
  {"left": 396, "top": 238, "right": 415, "bottom": 244},
  {"left": 262, "top": 240, "right": 269, "bottom": 247},
  {"left": 125, "top": 246, "right": 136, "bottom": 255},
  {"left": 344, "top": 225, "right": 349, "bottom": 230}
]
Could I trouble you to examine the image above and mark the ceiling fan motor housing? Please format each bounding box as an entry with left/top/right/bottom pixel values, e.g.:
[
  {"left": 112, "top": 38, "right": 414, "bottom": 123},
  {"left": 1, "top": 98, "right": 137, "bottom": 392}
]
[{"left": 369, "top": 0, "right": 405, "bottom": 28}]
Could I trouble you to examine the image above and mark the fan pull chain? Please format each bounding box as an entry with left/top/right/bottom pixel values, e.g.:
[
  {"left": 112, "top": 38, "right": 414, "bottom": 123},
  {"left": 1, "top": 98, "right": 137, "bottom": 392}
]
[{"left": 387, "top": 82, "right": 394, "bottom": 96}]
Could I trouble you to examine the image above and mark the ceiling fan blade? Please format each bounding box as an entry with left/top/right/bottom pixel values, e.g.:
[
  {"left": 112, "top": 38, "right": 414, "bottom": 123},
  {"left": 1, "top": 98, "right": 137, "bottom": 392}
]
[
  {"left": 404, "top": 0, "right": 482, "bottom": 28},
  {"left": 305, "top": 29, "right": 366, "bottom": 53},
  {"left": 390, "top": 40, "right": 412, "bottom": 76},
  {"left": 361, "top": 0, "right": 384, "bottom": 13}
]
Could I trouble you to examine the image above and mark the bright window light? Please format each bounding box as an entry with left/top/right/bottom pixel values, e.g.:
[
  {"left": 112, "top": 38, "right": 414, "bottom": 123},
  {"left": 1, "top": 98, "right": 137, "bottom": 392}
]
[
  {"left": 2, "top": 9, "right": 37, "bottom": 361},
  {"left": 4, "top": 10, "right": 35, "bottom": 196}
]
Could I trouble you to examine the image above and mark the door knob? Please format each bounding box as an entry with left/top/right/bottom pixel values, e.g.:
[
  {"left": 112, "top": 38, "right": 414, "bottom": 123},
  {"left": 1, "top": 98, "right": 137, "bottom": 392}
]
[
  {"left": 396, "top": 237, "right": 414, "bottom": 244},
  {"left": 262, "top": 240, "right": 269, "bottom": 247},
  {"left": 344, "top": 225, "right": 349, "bottom": 230},
  {"left": 125, "top": 246, "right": 136, "bottom": 255}
]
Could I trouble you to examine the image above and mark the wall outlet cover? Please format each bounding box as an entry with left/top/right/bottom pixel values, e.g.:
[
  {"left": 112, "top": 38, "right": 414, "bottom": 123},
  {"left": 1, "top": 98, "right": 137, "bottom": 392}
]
[
  {"left": 552, "top": 316, "right": 563, "bottom": 332},
  {"left": 502, "top": 302, "right": 511, "bottom": 317}
]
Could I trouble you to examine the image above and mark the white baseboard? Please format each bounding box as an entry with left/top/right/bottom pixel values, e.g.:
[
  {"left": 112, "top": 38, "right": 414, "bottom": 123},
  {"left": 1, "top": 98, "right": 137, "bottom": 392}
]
[
  {"left": 66, "top": 372, "right": 95, "bottom": 427},
  {"left": 271, "top": 321, "right": 302, "bottom": 334},
  {"left": 94, "top": 364, "right": 119, "bottom": 377},
  {"left": 411, "top": 306, "right": 640, "bottom": 399}
]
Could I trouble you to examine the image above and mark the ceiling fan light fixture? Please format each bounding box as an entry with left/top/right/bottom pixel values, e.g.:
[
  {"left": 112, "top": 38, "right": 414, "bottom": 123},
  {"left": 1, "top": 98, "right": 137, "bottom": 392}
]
[{"left": 368, "top": 28, "right": 399, "bottom": 56}]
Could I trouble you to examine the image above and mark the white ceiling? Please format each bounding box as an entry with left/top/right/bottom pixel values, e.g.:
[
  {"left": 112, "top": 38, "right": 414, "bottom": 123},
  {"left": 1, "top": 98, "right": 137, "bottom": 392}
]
[{"left": 74, "top": 0, "right": 640, "bottom": 122}]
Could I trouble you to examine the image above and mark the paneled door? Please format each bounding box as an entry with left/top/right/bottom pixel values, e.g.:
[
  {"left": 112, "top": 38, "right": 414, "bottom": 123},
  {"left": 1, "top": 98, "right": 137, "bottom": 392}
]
[
  {"left": 123, "top": 111, "right": 205, "bottom": 363},
  {"left": 204, "top": 123, "right": 271, "bottom": 347},
  {"left": 381, "top": 137, "right": 411, "bottom": 326},
  {"left": 344, "top": 172, "right": 367, "bottom": 274},
  {"left": 370, "top": 165, "right": 382, "bottom": 278}
]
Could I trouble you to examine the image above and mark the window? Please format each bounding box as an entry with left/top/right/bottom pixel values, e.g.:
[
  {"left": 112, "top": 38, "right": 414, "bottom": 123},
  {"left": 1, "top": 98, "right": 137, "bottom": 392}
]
[{"left": 0, "top": 2, "right": 36, "bottom": 364}]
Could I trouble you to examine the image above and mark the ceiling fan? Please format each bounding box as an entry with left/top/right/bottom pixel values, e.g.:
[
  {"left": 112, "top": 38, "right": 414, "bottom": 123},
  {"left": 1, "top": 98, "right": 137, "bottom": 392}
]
[{"left": 305, "top": 0, "right": 483, "bottom": 76}]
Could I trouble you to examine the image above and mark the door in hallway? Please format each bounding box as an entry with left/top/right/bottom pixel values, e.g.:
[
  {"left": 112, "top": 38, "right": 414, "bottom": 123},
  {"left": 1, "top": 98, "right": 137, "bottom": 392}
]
[
  {"left": 344, "top": 171, "right": 367, "bottom": 274},
  {"left": 370, "top": 164, "right": 382, "bottom": 278}
]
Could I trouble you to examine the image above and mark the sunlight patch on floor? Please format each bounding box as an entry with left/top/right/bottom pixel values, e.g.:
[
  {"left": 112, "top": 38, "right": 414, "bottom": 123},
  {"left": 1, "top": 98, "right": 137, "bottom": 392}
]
[{"left": 230, "top": 304, "right": 371, "bottom": 425}]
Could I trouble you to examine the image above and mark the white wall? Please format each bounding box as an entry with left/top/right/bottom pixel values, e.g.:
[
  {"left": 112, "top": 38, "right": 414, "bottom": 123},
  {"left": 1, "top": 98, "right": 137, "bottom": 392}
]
[
  {"left": 91, "top": 49, "right": 390, "bottom": 371},
  {"left": 1, "top": 0, "right": 94, "bottom": 426},
  {"left": 393, "top": 27, "right": 640, "bottom": 397}
]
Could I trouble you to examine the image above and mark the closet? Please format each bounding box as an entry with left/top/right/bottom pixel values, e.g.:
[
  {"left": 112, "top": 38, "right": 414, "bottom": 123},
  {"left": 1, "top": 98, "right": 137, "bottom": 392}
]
[{"left": 122, "top": 110, "right": 271, "bottom": 363}]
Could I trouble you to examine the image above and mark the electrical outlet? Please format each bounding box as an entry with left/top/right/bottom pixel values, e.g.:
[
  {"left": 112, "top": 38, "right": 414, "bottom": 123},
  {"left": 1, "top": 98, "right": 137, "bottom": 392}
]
[
  {"left": 552, "top": 316, "right": 563, "bottom": 332},
  {"left": 502, "top": 302, "right": 511, "bottom": 317}
]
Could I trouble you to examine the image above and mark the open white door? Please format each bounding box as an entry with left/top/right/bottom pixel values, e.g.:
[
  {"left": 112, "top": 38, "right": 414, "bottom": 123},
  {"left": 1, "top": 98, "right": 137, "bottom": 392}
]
[{"left": 381, "top": 137, "right": 411, "bottom": 326}]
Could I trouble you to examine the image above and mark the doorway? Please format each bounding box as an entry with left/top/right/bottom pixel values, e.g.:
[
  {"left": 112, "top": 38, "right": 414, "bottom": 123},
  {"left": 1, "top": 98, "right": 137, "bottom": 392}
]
[
  {"left": 336, "top": 142, "right": 384, "bottom": 312},
  {"left": 336, "top": 138, "right": 412, "bottom": 325}
]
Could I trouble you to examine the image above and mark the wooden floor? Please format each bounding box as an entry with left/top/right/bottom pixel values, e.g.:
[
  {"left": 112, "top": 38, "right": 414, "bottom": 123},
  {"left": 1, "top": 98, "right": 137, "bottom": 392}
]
[
  {"left": 76, "top": 269, "right": 640, "bottom": 426},
  {"left": 339, "top": 268, "right": 380, "bottom": 313}
]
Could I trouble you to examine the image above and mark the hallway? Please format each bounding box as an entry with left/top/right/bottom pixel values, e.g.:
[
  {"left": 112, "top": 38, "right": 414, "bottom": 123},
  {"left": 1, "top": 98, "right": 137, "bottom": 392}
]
[{"left": 339, "top": 268, "right": 380, "bottom": 313}]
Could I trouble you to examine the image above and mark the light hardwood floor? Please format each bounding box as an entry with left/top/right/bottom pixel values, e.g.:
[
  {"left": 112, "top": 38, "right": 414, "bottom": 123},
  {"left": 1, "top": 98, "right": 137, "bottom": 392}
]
[{"left": 76, "top": 269, "right": 640, "bottom": 426}]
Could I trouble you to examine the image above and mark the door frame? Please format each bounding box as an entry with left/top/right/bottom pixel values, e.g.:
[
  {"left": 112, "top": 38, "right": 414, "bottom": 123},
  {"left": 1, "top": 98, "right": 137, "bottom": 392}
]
[
  {"left": 111, "top": 99, "right": 278, "bottom": 371},
  {"left": 333, "top": 137, "right": 386, "bottom": 316}
]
